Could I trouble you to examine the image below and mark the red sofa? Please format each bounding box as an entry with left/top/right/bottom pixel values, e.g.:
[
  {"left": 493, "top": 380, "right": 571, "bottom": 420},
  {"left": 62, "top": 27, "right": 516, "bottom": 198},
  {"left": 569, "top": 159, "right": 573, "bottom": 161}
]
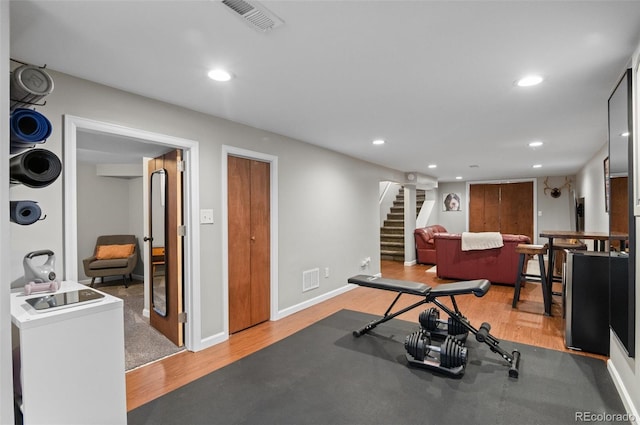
[
  {"left": 434, "top": 233, "right": 531, "bottom": 285},
  {"left": 414, "top": 225, "right": 447, "bottom": 265}
]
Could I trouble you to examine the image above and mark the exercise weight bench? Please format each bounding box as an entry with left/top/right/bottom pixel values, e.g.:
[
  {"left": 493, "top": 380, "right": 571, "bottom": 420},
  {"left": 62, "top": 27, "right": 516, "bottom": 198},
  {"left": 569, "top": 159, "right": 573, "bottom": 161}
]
[{"left": 348, "top": 275, "right": 521, "bottom": 378}]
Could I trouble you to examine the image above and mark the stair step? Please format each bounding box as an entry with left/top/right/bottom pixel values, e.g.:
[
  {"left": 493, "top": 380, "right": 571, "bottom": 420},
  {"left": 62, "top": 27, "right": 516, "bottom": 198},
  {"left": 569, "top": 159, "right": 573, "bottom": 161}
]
[
  {"left": 381, "top": 226, "right": 403, "bottom": 234},
  {"left": 387, "top": 213, "right": 404, "bottom": 220},
  {"left": 381, "top": 243, "right": 404, "bottom": 250},
  {"left": 381, "top": 248, "right": 405, "bottom": 255},
  {"left": 384, "top": 220, "right": 404, "bottom": 228},
  {"left": 380, "top": 254, "right": 405, "bottom": 262}
]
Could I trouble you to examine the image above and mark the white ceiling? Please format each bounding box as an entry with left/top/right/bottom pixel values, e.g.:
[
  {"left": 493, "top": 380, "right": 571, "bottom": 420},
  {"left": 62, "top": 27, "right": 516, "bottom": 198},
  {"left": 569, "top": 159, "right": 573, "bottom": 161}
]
[{"left": 9, "top": 1, "right": 640, "bottom": 181}]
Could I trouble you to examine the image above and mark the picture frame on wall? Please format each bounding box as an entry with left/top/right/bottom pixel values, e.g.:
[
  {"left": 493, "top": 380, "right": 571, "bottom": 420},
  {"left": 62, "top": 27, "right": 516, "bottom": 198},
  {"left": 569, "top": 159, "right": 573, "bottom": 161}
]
[
  {"left": 443, "top": 192, "right": 462, "bottom": 211},
  {"left": 604, "top": 156, "right": 610, "bottom": 212}
]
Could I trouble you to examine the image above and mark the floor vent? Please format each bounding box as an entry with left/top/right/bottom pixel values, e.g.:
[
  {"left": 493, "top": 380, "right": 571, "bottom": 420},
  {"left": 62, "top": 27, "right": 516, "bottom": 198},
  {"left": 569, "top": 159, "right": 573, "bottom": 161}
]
[
  {"left": 221, "top": 0, "right": 284, "bottom": 32},
  {"left": 302, "top": 268, "right": 320, "bottom": 292}
]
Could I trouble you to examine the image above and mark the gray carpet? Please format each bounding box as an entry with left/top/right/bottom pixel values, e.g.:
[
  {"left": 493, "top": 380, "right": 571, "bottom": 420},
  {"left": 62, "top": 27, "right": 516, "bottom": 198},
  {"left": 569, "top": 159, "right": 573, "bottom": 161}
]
[
  {"left": 128, "top": 309, "right": 627, "bottom": 425},
  {"left": 96, "top": 281, "right": 184, "bottom": 370}
]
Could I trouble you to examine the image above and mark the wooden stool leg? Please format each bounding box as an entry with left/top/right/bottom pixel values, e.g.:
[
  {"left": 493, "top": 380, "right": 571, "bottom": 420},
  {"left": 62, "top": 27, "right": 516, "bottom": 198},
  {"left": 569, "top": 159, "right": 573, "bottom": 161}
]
[
  {"left": 512, "top": 253, "right": 526, "bottom": 308},
  {"left": 537, "top": 253, "right": 551, "bottom": 316}
]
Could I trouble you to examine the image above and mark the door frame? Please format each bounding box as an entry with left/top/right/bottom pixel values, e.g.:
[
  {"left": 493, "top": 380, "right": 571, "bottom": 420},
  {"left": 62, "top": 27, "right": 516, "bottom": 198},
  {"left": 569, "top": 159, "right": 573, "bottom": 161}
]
[
  {"left": 221, "top": 145, "right": 279, "bottom": 335},
  {"left": 465, "top": 178, "right": 538, "bottom": 242},
  {"left": 63, "top": 115, "right": 202, "bottom": 351}
]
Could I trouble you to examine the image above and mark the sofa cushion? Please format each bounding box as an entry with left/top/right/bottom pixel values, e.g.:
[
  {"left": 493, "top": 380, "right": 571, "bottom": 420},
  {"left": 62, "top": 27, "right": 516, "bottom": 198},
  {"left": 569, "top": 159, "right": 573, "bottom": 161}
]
[{"left": 95, "top": 244, "right": 135, "bottom": 260}]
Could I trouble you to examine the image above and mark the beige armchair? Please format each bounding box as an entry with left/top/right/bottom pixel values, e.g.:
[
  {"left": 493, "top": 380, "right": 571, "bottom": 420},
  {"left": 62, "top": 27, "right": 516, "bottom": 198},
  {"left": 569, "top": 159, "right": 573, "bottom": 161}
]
[{"left": 83, "top": 234, "right": 138, "bottom": 288}]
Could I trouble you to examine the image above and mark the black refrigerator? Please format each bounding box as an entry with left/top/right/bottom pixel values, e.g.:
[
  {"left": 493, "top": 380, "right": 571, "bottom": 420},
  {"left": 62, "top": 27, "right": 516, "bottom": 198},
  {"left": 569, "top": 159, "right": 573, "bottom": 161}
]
[{"left": 564, "top": 251, "right": 626, "bottom": 356}]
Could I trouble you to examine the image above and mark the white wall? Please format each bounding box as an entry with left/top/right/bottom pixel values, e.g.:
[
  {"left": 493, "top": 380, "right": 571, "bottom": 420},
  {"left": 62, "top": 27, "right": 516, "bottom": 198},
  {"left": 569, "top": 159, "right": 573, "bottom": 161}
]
[
  {"left": 576, "top": 144, "right": 610, "bottom": 244},
  {"left": 7, "top": 69, "right": 405, "bottom": 343},
  {"left": 535, "top": 175, "right": 578, "bottom": 244},
  {"left": 433, "top": 182, "right": 466, "bottom": 233},
  {"left": 76, "top": 163, "right": 144, "bottom": 280}
]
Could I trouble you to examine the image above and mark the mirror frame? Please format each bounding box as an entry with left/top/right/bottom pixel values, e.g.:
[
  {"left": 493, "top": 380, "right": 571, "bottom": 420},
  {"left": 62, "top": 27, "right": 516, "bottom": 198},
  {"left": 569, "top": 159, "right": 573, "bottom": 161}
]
[
  {"left": 608, "top": 68, "right": 635, "bottom": 357},
  {"left": 150, "top": 168, "right": 168, "bottom": 317}
]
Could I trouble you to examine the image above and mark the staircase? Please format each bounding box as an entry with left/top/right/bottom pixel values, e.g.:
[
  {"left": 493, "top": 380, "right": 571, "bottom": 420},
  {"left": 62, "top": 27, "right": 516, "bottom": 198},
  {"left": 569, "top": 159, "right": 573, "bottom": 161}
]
[{"left": 380, "top": 189, "right": 425, "bottom": 261}]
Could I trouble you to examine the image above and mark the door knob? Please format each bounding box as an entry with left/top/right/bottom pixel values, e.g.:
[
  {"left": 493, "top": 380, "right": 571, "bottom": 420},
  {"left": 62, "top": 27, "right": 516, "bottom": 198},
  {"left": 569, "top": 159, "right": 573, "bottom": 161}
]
[
  {"left": 251, "top": 236, "right": 256, "bottom": 241},
  {"left": 143, "top": 236, "right": 153, "bottom": 242}
]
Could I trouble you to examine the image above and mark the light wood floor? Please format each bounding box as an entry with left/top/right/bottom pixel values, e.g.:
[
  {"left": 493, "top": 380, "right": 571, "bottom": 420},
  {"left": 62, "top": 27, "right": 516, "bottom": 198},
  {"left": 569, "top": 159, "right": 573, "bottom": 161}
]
[{"left": 126, "top": 260, "right": 606, "bottom": 411}]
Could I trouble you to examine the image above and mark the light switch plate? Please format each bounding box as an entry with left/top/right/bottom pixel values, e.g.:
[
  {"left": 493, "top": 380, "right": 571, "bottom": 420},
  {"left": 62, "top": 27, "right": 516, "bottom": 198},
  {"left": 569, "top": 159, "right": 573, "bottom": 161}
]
[{"left": 200, "top": 209, "right": 214, "bottom": 224}]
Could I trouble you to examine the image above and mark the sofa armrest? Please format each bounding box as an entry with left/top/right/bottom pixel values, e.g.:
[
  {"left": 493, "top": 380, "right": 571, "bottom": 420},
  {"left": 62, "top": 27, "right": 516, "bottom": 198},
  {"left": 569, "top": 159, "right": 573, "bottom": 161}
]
[{"left": 414, "top": 228, "right": 431, "bottom": 247}]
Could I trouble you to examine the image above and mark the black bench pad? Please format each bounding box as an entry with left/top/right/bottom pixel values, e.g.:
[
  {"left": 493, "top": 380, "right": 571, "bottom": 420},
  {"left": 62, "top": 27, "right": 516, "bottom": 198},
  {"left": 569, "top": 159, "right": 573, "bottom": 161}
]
[
  {"left": 348, "top": 275, "right": 431, "bottom": 296},
  {"left": 430, "top": 279, "right": 491, "bottom": 298}
]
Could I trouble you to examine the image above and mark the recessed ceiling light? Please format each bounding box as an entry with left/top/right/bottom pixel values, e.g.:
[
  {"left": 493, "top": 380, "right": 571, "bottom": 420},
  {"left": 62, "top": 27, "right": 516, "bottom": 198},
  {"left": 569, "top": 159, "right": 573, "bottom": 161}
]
[
  {"left": 455, "top": 176, "right": 463, "bottom": 180},
  {"left": 428, "top": 164, "right": 437, "bottom": 169},
  {"left": 533, "top": 164, "right": 542, "bottom": 168},
  {"left": 516, "top": 75, "right": 543, "bottom": 87},
  {"left": 372, "top": 139, "right": 385, "bottom": 145},
  {"left": 621, "top": 132, "right": 630, "bottom": 137},
  {"left": 529, "top": 141, "right": 544, "bottom": 147},
  {"left": 208, "top": 69, "right": 233, "bottom": 82}
]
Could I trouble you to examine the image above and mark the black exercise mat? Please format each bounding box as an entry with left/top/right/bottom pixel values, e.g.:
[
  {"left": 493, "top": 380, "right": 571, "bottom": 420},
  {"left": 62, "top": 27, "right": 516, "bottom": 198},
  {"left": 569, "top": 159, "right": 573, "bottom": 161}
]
[{"left": 129, "top": 310, "right": 627, "bottom": 425}]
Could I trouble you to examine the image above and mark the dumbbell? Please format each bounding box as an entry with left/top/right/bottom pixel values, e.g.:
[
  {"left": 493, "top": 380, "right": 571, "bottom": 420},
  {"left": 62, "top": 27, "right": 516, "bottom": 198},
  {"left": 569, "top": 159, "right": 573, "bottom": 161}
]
[
  {"left": 405, "top": 331, "right": 467, "bottom": 369},
  {"left": 24, "top": 280, "right": 60, "bottom": 295},
  {"left": 419, "top": 307, "right": 469, "bottom": 338}
]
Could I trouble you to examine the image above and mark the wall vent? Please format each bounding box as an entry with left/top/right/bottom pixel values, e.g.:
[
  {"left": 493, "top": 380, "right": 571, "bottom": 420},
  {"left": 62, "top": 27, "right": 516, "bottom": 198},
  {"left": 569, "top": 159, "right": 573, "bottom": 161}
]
[
  {"left": 221, "top": 0, "right": 284, "bottom": 32},
  {"left": 302, "top": 268, "right": 320, "bottom": 292}
]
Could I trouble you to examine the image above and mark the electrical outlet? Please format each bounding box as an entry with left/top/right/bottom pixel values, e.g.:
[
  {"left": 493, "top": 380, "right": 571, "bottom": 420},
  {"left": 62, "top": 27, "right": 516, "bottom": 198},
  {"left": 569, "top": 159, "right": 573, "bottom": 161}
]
[
  {"left": 200, "top": 209, "right": 214, "bottom": 224},
  {"left": 324, "top": 267, "right": 330, "bottom": 278}
]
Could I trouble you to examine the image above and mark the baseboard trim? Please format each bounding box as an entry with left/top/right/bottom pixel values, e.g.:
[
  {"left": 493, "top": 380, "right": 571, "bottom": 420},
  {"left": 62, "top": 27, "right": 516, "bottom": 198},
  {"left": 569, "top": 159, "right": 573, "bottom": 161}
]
[
  {"left": 197, "top": 331, "right": 229, "bottom": 352},
  {"left": 607, "top": 359, "right": 639, "bottom": 424},
  {"left": 404, "top": 260, "right": 417, "bottom": 266},
  {"left": 273, "top": 284, "right": 357, "bottom": 321}
]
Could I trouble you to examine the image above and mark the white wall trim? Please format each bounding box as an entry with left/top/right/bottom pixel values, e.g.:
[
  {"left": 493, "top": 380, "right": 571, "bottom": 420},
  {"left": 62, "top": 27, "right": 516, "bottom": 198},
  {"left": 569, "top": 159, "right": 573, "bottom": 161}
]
[
  {"left": 274, "top": 284, "right": 357, "bottom": 320},
  {"left": 608, "top": 359, "right": 640, "bottom": 424},
  {"left": 63, "top": 115, "right": 203, "bottom": 351},
  {"left": 221, "top": 145, "right": 279, "bottom": 335},
  {"left": 1, "top": 1, "right": 14, "bottom": 423}
]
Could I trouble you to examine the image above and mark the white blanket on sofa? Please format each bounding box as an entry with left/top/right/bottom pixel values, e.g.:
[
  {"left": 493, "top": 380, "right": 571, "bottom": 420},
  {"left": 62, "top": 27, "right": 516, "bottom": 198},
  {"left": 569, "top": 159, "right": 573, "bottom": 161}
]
[{"left": 461, "top": 232, "right": 504, "bottom": 251}]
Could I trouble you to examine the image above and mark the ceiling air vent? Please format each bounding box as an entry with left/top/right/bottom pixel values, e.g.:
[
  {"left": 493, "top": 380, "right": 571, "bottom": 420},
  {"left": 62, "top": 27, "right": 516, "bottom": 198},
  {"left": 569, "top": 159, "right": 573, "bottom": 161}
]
[{"left": 222, "top": 0, "right": 284, "bottom": 32}]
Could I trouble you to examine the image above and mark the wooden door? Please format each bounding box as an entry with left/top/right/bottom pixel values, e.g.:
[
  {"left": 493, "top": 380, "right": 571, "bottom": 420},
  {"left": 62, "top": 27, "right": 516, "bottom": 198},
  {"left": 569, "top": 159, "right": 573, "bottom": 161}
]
[
  {"left": 469, "top": 184, "right": 500, "bottom": 232},
  {"left": 610, "top": 176, "right": 629, "bottom": 234},
  {"left": 468, "top": 182, "right": 534, "bottom": 241},
  {"left": 499, "top": 182, "right": 534, "bottom": 239},
  {"left": 147, "top": 150, "right": 184, "bottom": 346},
  {"left": 228, "top": 156, "right": 270, "bottom": 333}
]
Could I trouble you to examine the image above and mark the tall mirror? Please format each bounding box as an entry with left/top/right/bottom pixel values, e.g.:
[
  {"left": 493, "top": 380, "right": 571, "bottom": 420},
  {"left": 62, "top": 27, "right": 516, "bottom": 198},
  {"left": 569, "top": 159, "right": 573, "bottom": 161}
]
[
  {"left": 150, "top": 169, "right": 168, "bottom": 317},
  {"left": 608, "top": 68, "right": 635, "bottom": 357}
]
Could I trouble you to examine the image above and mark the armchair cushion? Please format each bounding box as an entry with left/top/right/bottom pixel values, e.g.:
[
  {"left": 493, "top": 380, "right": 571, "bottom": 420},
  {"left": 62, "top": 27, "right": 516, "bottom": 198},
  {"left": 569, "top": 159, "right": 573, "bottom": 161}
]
[
  {"left": 95, "top": 243, "right": 135, "bottom": 260},
  {"left": 87, "top": 257, "right": 132, "bottom": 270}
]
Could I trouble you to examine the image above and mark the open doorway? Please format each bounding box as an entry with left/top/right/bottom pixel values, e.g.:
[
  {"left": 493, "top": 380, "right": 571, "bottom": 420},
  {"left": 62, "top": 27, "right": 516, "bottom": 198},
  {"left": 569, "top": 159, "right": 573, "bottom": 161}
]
[{"left": 63, "top": 115, "right": 202, "bottom": 369}]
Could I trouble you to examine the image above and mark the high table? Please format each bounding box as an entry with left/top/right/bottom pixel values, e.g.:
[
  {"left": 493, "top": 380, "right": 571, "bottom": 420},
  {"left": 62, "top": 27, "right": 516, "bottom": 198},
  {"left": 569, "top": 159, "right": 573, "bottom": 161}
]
[{"left": 538, "top": 230, "right": 628, "bottom": 316}]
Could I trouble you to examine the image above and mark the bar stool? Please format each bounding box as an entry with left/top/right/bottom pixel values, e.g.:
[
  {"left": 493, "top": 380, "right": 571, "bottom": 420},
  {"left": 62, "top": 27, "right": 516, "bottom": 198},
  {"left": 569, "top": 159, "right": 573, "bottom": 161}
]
[
  {"left": 512, "top": 244, "right": 549, "bottom": 313},
  {"left": 551, "top": 239, "right": 587, "bottom": 282}
]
